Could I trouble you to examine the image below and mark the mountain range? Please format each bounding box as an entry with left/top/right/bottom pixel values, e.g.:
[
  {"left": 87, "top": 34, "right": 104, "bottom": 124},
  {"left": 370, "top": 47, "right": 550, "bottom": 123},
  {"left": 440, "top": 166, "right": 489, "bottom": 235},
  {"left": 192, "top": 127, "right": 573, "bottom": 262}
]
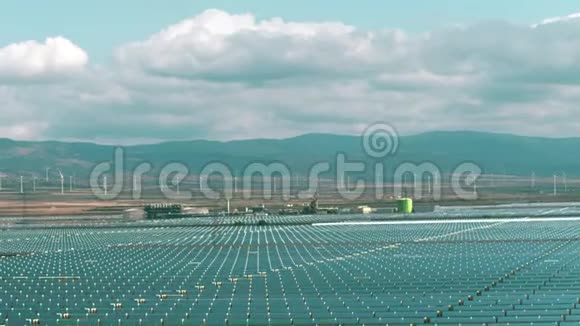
[{"left": 0, "top": 131, "right": 578, "bottom": 180}]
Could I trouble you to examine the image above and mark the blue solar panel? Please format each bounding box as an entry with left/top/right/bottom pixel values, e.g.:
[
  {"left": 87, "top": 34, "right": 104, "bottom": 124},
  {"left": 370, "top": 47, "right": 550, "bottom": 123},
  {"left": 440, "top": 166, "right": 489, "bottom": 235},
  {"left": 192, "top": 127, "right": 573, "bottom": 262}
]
[{"left": 0, "top": 207, "right": 579, "bottom": 325}]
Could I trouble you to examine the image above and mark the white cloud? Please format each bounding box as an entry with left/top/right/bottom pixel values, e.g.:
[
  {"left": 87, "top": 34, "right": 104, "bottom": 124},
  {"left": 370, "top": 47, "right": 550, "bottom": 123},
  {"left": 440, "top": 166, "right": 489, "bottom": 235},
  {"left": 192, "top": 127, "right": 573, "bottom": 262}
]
[
  {"left": 0, "top": 122, "right": 49, "bottom": 140},
  {"left": 116, "top": 9, "right": 405, "bottom": 81},
  {"left": 0, "top": 37, "right": 88, "bottom": 79},
  {"left": 3, "top": 10, "right": 580, "bottom": 143},
  {"left": 533, "top": 12, "right": 580, "bottom": 27}
]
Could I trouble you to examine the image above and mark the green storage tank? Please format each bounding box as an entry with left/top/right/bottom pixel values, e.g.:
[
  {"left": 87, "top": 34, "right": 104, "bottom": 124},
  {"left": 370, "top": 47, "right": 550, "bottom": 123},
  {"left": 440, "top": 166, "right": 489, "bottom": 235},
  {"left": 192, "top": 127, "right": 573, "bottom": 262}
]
[{"left": 396, "top": 198, "right": 413, "bottom": 214}]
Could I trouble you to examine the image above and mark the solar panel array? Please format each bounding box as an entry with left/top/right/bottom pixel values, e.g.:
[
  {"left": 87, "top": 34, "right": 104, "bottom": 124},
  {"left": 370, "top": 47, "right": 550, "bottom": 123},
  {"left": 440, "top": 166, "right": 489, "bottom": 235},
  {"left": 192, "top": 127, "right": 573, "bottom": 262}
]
[{"left": 0, "top": 214, "right": 579, "bottom": 325}]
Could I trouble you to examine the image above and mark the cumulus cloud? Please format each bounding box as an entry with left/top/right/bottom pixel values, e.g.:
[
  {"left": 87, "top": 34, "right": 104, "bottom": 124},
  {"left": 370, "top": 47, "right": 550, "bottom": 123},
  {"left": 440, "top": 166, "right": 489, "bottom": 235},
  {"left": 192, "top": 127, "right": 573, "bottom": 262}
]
[
  {"left": 3, "top": 10, "right": 580, "bottom": 143},
  {"left": 115, "top": 10, "right": 580, "bottom": 89},
  {"left": 0, "top": 37, "right": 88, "bottom": 79},
  {"left": 116, "top": 9, "right": 406, "bottom": 82},
  {"left": 533, "top": 12, "right": 580, "bottom": 27}
]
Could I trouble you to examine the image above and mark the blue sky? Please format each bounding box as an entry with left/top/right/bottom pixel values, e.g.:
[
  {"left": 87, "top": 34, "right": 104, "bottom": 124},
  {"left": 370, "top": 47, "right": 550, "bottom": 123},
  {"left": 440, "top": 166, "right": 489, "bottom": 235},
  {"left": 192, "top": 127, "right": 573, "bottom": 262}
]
[
  {"left": 1, "top": 0, "right": 578, "bottom": 62},
  {"left": 2, "top": 1, "right": 580, "bottom": 143}
]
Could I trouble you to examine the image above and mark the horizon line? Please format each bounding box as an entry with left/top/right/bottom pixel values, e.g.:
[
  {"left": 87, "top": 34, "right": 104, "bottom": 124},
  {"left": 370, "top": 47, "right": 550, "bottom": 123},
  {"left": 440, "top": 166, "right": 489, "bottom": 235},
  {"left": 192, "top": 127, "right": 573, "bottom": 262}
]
[{"left": 0, "top": 129, "right": 577, "bottom": 147}]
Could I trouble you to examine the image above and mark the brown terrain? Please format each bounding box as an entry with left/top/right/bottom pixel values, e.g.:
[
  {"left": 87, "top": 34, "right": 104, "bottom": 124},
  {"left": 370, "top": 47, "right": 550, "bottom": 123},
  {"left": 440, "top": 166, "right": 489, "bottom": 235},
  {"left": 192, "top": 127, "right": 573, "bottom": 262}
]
[{"left": 1, "top": 180, "right": 579, "bottom": 217}]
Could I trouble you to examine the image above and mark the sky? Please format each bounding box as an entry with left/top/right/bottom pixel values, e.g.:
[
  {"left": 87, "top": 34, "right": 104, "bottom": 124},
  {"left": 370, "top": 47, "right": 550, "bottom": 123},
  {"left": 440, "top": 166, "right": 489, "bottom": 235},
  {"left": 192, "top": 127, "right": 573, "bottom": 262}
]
[{"left": 1, "top": 1, "right": 580, "bottom": 143}]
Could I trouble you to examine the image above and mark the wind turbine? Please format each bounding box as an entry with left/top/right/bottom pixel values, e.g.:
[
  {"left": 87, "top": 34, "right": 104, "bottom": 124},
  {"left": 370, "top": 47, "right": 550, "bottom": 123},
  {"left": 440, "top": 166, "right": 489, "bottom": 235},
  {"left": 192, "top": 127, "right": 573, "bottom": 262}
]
[
  {"left": 20, "top": 176, "right": 24, "bottom": 194},
  {"left": 45, "top": 167, "right": 50, "bottom": 183},
  {"left": 563, "top": 172, "right": 568, "bottom": 192},
  {"left": 57, "top": 169, "right": 64, "bottom": 194}
]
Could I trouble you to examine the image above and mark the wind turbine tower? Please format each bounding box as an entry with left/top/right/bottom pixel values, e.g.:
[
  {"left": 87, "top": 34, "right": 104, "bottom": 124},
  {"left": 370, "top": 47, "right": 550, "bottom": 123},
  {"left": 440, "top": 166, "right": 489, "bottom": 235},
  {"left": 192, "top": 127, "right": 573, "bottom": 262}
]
[
  {"left": 563, "top": 172, "right": 567, "bottom": 192},
  {"left": 57, "top": 170, "right": 64, "bottom": 194}
]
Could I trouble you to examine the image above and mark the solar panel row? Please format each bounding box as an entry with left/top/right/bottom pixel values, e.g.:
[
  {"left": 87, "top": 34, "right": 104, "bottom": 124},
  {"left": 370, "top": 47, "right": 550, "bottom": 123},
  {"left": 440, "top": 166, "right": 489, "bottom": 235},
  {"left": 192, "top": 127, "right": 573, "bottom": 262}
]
[{"left": 0, "top": 217, "right": 578, "bottom": 325}]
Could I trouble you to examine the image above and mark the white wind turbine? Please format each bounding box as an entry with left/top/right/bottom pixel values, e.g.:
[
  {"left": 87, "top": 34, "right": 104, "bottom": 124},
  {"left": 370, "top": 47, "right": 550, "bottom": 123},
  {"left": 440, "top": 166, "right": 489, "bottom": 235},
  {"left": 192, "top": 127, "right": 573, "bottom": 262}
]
[{"left": 57, "top": 169, "right": 64, "bottom": 194}]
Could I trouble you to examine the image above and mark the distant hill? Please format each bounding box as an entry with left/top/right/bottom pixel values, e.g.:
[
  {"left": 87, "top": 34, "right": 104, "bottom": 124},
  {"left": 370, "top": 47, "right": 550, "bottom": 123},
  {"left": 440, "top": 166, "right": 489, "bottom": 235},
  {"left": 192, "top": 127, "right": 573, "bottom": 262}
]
[{"left": 0, "top": 131, "right": 578, "bottom": 180}]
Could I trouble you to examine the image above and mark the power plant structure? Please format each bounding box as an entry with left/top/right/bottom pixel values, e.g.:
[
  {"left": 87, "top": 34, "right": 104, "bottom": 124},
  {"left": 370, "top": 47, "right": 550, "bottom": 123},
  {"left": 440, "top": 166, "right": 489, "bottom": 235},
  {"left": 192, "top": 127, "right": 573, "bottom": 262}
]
[
  {"left": 396, "top": 197, "right": 414, "bottom": 214},
  {"left": 143, "top": 203, "right": 183, "bottom": 219}
]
